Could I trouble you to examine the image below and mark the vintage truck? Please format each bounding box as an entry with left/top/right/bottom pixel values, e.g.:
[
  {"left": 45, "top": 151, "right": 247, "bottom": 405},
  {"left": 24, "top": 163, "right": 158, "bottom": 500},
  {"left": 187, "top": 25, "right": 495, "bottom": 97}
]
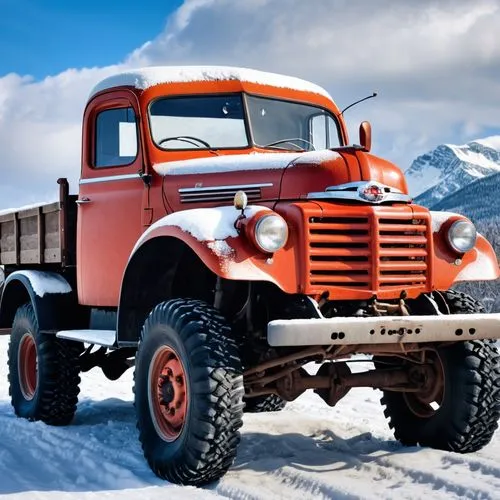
[{"left": 0, "top": 66, "right": 499, "bottom": 486}]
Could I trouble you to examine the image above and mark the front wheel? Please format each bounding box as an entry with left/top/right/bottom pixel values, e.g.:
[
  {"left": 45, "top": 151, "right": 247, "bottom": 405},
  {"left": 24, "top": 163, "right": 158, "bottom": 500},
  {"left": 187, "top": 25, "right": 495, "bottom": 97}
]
[
  {"left": 378, "top": 291, "right": 500, "bottom": 453},
  {"left": 134, "top": 299, "right": 244, "bottom": 486}
]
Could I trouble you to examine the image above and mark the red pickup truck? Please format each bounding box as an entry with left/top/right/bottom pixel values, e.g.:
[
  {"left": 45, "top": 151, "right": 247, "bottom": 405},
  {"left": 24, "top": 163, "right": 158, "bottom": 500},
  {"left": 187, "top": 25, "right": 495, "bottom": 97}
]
[{"left": 0, "top": 66, "right": 499, "bottom": 486}]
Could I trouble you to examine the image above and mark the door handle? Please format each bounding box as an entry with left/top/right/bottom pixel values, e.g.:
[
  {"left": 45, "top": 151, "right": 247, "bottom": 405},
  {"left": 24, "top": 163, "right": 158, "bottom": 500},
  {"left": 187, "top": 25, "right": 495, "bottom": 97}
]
[{"left": 75, "top": 197, "right": 92, "bottom": 205}]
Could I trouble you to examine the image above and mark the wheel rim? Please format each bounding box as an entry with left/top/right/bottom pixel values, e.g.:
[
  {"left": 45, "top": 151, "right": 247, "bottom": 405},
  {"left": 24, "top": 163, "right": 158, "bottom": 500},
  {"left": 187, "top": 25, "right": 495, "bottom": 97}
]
[
  {"left": 404, "top": 351, "right": 445, "bottom": 418},
  {"left": 18, "top": 333, "right": 38, "bottom": 400},
  {"left": 148, "top": 345, "right": 188, "bottom": 442}
]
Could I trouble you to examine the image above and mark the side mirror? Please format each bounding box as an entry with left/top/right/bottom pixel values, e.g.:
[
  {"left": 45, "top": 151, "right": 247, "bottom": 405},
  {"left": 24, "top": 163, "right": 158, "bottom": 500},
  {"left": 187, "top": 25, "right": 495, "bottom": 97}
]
[{"left": 359, "top": 121, "right": 372, "bottom": 152}]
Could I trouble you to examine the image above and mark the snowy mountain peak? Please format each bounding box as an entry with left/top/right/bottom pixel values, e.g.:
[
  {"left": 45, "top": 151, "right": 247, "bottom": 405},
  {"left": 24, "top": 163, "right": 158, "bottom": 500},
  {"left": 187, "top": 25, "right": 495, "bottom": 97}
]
[
  {"left": 474, "top": 135, "right": 500, "bottom": 151},
  {"left": 405, "top": 136, "right": 500, "bottom": 207}
]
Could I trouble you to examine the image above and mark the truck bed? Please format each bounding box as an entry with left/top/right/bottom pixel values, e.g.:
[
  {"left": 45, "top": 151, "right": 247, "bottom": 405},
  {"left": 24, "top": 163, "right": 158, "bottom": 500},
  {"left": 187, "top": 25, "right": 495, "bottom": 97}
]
[{"left": 0, "top": 179, "right": 77, "bottom": 267}]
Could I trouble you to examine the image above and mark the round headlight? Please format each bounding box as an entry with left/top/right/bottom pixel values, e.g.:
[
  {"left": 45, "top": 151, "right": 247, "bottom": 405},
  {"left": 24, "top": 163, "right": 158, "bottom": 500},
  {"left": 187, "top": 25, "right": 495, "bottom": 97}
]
[
  {"left": 447, "top": 220, "right": 477, "bottom": 253},
  {"left": 254, "top": 215, "right": 288, "bottom": 253}
]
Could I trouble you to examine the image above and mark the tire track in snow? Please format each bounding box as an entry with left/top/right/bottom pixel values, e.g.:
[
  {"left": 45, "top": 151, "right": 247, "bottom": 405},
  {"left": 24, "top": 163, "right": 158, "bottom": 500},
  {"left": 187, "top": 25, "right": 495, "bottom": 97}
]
[
  {"left": 214, "top": 404, "right": 500, "bottom": 500},
  {"left": 0, "top": 337, "right": 498, "bottom": 499},
  {"left": 0, "top": 402, "right": 155, "bottom": 493}
]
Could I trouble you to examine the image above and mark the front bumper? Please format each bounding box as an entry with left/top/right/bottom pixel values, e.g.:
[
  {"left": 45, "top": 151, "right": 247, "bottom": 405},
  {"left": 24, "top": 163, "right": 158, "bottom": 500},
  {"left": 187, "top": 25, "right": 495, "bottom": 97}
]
[{"left": 267, "top": 313, "right": 500, "bottom": 346}]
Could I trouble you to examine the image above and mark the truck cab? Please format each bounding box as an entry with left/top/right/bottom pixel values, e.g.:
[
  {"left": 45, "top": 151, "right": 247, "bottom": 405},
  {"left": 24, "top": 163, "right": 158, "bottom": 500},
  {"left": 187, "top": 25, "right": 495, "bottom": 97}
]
[
  {"left": 1, "top": 66, "right": 499, "bottom": 487},
  {"left": 77, "top": 67, "right": 350, "bottom": 307}
]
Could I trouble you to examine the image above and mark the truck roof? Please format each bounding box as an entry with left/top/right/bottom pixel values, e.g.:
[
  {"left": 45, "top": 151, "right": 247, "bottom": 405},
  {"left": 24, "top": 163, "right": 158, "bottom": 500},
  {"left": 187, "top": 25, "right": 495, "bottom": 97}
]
[{"left": 89, "top": 65, "right": 333, "bottom": 100}]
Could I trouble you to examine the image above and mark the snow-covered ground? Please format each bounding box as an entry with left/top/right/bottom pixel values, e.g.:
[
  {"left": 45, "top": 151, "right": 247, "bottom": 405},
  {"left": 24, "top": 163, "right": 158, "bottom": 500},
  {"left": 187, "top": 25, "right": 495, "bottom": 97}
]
[{"left": 0, "top": 336, "right": 499, "bottom": 499}]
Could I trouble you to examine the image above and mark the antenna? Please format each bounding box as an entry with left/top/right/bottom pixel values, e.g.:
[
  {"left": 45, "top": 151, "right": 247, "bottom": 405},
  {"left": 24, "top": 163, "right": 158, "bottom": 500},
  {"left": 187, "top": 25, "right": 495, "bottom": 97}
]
[{"left": 340, "top": 92, "right": 378, "bottom": 116}]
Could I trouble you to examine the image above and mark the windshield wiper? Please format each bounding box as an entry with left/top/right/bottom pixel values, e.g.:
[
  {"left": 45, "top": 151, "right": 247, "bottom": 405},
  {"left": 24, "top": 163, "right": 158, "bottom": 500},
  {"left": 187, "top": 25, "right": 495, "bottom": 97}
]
[{"left": 262, "top": 138, "right": 314, "bottom": 152}]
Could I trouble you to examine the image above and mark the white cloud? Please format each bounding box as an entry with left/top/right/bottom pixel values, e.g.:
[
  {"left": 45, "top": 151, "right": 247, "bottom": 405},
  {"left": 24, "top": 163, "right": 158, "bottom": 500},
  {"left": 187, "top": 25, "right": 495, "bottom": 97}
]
[{"left": 0, "top": 0, "right": 499, "bottom": 208}]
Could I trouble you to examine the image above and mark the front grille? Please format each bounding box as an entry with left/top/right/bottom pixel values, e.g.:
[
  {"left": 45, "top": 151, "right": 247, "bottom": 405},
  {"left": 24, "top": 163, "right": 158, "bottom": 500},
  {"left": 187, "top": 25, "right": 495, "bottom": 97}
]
[
  {"left": 378, "top": 217, "right": 428, "bottom": 289},
  {"left": 307, "top": 211, "right": 430, "bottom": 293},
  {"left": 309, "top": 216, "right": 371, "bottom": 287}
]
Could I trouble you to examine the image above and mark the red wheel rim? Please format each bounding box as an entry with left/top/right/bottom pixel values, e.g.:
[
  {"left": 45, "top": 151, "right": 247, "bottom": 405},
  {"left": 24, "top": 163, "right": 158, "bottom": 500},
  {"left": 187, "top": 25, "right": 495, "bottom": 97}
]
[
  {"left": 404, "top": 351, "right": 445, "bottom": 418},
  {"left": 148, "top": 345, "right": 188, "bottom": 442},
  {"left": 18, "top": 333, "right": 37, "bottom": 400}
]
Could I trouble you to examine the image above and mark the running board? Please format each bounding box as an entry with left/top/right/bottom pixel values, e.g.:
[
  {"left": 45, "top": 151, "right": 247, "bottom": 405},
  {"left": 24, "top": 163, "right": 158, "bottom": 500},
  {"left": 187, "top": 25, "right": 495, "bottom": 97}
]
[{"left": 56, "top": 330, "right": 117, "bottom": 347}]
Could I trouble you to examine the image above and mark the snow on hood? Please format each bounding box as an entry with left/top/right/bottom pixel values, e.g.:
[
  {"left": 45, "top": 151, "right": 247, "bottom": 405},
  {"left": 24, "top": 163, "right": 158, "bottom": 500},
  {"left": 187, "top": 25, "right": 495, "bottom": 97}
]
[
  {"left": 153, "top": 150, "right": 341, "bottom": 176},
  {"left": 90, "top": 66, "right": 333, "bottom": 100}
]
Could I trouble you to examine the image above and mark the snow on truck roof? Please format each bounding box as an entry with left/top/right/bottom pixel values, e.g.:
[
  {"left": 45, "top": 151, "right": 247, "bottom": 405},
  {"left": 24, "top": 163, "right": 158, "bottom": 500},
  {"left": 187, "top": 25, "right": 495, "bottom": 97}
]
[{"left": 89, "top": 66, "right": 333, "bottom": 100}]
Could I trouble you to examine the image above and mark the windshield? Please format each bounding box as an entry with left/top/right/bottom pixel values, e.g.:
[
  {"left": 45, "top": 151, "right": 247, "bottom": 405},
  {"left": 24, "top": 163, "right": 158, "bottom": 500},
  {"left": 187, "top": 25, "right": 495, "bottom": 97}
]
[
  {"left": 150, "top": 94, "right": 249, "bottom": 149},
  {"left": 149, "top": 93, "right": 341, "bottom": 151},
  {"left": 246, "top": 95, "right": 340, "bottom": 151}
]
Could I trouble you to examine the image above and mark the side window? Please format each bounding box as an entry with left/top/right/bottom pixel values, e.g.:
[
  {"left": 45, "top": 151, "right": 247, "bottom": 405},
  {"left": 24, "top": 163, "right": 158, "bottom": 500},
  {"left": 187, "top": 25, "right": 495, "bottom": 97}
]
[
  {"left": 311, "top": 114, "right": 327, "bottom": 150},
  {"left": 94, "top": 107, "right": 138, "bottom": 168},
  {"left": 310, "top": 113, "right": 340, "bottom": 149}
]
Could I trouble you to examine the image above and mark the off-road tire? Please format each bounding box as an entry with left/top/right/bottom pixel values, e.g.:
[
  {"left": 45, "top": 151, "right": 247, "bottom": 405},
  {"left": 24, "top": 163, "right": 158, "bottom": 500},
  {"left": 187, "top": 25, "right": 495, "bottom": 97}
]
[
  {"left": 378, "top": 290, "right": 500, "bottom": 453},
  {"left": 244, "top": 394, "right": 287, "bottom": 413},
  {"left": 8, "top": 303, "right": 83, "bottom": 425},
  {"left": 134, "top": 299, "right": 244, "bottom": 486}
]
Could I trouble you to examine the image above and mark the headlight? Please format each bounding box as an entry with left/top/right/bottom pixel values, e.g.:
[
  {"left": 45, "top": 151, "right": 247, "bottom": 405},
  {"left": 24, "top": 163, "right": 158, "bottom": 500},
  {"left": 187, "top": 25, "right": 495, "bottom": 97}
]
[
  {"left": 254, "top": 214, "right": 288, "bottom": 253},
  {"left": 447, "top": 220, "right": 476, "bottom": 253}
]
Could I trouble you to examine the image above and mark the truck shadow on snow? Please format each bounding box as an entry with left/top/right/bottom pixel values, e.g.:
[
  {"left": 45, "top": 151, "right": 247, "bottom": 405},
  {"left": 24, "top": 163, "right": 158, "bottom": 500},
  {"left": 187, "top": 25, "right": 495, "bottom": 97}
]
[
  {"left": 0, "top": 398, "right": 423, "bottom": 495},
  {"left": 231, "top": 428, "right": 409, "bottom": 473}
]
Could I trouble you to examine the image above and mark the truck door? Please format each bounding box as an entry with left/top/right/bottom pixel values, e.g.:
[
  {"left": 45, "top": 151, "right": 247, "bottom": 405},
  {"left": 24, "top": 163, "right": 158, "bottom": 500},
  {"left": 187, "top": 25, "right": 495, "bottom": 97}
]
[{"left": 77, "top": 91, "right": 147, "bottom": 307}]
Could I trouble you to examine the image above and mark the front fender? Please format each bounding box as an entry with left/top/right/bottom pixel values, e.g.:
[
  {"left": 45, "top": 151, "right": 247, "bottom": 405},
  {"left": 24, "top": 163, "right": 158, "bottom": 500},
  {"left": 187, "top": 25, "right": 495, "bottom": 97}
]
[
  {"left": 129, "top": 206, "right": 300, "bottom": 293},
  {"left": 430, "top": 211, "right": 500, "bottom": 287}
]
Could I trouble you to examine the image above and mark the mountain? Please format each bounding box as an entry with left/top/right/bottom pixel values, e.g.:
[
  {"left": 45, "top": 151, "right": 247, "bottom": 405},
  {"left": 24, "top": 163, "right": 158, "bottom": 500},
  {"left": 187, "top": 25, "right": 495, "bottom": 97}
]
[
  {"left": 406, "top": 137, "right": 500, "bottom": 312},
  {"left": 430, "top": 171, "right": 500, "bottom": 223},
  {"left": 405, "top": 136, "right": 500, "bottom": 206},
  {"left": 429, "top": 166, "right": 500, "bottom": 313}
]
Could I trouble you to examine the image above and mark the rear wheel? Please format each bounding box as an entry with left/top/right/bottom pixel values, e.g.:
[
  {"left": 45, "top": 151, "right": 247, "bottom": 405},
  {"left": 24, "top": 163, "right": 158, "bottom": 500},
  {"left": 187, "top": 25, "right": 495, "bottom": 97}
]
[
  {"left": 378, "top": 291, "right": 500, "bottom": 452},
  {"left": 8, "top": 303, "right": 83, "bottom": 425},
  {"left": 134, "top": 299, "right": 244, "bottom": 486}
]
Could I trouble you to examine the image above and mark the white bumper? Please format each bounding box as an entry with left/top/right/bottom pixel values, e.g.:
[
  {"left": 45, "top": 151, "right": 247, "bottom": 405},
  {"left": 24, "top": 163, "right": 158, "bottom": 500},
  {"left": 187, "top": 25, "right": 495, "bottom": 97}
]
[{"left": 267, "top": 313, "right": 500, "bottom": 347}]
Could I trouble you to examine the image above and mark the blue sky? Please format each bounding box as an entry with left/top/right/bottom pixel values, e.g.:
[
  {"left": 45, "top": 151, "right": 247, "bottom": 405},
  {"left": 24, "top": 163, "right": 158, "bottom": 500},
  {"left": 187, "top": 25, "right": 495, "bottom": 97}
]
[
  {"left": 0, "top": 0, "right": 499, "bottom": 208},
  {"left": 0, "top": 0, "right": 182, "bottom": 78}
]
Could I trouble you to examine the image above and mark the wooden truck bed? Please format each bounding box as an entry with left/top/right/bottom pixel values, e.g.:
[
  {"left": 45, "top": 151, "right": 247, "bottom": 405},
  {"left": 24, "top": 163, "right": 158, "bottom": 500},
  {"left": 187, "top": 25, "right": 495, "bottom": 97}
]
[{"left": 0, "top": 179, "right": 77, "bottom": 268}]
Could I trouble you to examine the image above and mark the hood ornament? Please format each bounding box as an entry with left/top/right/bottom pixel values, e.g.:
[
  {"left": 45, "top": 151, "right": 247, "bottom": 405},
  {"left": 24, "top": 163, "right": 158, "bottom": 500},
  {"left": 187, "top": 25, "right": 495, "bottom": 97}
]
[
  {"left": 358, "top": 182, "right": 387, "bottom": 203},
  {"left": 306, "top": 181, "right": 412, "bottom": 204}
]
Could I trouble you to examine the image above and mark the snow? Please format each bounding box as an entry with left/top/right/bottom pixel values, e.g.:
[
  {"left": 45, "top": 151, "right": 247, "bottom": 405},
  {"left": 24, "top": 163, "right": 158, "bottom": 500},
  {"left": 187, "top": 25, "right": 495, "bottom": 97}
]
[
  {"left": 474, "top": 135, "right": 500, "bottom": 151},
  {"left": 0, "top": 201, "right": 58, "bottom": 217},
  {"left": 429, "top": 211, "right": 461, "bottom": 232},
  {"left": 406, "top": 163, "right": 442, "bottom": 198},
  {"left": 153, "top": 150, "right": 341, "bottom": 176},
  {"left": 447, "top": 143, "right": 500, "bottom": 175},
  {"left": 0, "top": 337, "right": 498, "bottom": 499},
  {"left": 131, "top": 205, "right": 267, "bottom": 256},
  {"left": 89, "top": 66, "right": 333, "bottom": 100},
  {"left": 206, "top": 240, "right": 234, "bottom": 257},
  {"left": 7, "top": 271, "right": 72, "bottom": 298},
  {"left": 407, "top": 137, "right": 500, "bottom": 204},
  {"left": 455, "top": 248, "right": 500, "bottom": 281}
]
